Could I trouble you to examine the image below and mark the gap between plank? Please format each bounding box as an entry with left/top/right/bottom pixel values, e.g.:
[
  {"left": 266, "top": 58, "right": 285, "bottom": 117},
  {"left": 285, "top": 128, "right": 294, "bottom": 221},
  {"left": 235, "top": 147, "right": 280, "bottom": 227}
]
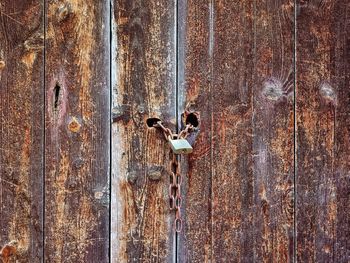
[
  {"left": 175, "top": 0, "right": 179, "bottom": 261},
  {"left": 43, "top": 0, "right": 47, "bottom": 261},
  {"left": 293, "top": 0, "right": 297, "bottom": 262},
  {"left": 109, "top": 0, "right": 113, "bottom": 262}
]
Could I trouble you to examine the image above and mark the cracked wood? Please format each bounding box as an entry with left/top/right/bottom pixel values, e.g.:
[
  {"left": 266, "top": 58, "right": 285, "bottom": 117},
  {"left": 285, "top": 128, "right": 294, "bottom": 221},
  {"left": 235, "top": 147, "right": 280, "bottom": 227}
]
[
  {"left": 178, "top": 1, "right": 294, "bottom": 262},
  {"left": 111, "top": 0, "right": 177, "bottom": 262},
  {"left": 0, "top": 1, "right": 44, "bottom": 262},
  {"left": 44, "top": 1, "right": 110, "bottom": 262},
  {"left": 296, "top": 1, "right": 350, "bottom": 262}
]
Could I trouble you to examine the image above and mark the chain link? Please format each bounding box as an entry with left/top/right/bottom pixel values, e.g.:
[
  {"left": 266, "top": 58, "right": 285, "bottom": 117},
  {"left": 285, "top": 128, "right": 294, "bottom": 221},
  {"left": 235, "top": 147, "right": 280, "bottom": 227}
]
[
  {"left": 171, "top": 153, "right": 182, "bottom": 232},
  {"left": 154, "top": 121, "right": 193, "bottom": 141},
  {"left": 153, "top": 121, "right": 193, "bottom": 232}
]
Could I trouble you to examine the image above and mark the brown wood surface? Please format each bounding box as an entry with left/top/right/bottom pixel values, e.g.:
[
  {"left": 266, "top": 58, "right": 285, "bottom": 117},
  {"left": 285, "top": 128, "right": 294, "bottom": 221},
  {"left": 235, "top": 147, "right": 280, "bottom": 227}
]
[
  {"left": 296, "top": 1, "right": 350, "bottom": 262},
  {"left": 0, "top": 1, "right": 349, "bottom": 262},
  {"left": 179, "top": 0, "right": 294, "bottom": 262},
  {"left": 177, "top": 1, "right": 213, "bottom": 262},
  {"left": 44, "top": 1, "right": 110, "bottom": 262},
  {"left": 111, "top": 0, "right": 176, "bottom": 262},
  {"left": 0, "top": 1, "right": 44, "bottom": 262}
]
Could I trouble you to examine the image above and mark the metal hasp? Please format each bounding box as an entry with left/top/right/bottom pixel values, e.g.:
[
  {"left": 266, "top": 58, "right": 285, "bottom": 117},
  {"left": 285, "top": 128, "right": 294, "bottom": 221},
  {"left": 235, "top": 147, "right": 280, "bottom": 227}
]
[{"left": 169, "top": 138, "right": 193, "bottom": 154}]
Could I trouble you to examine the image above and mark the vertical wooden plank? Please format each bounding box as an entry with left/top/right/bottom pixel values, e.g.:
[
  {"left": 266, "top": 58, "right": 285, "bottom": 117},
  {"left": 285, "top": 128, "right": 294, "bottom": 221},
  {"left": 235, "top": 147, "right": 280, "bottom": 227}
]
[
  {"left": 0, "top": 0, "right": 44, "bottom": 262},
  {"left": 111, "top": 0, "right": 176, "bottom": 262},
  {"left": 251, "top": 1, "right": 294, "bottom": 261},
  {"left": 44, "top": 0, "right": 110, "bottom": 262},
  {"left": 177, "top": 1, "right": 212, "bottom": 262},
  {"left": 296, "top": 1, "right": 350, "bottom": 261},
  {"left": 179, "top": 0, "right": 294, "bottom": 261}
]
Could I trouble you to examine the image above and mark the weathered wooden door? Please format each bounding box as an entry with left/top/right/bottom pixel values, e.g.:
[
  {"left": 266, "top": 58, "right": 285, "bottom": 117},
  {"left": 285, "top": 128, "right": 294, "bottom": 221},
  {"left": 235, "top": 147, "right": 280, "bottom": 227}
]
[{"left": 0, "top": 0, "right": 349, "bottom": 262}]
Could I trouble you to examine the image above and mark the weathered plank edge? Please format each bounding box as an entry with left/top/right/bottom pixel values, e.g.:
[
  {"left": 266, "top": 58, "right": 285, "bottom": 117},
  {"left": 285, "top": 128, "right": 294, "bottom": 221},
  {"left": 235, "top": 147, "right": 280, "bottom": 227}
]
[{"left": 111, "top": 0, "right": 177, "bottom": 262}]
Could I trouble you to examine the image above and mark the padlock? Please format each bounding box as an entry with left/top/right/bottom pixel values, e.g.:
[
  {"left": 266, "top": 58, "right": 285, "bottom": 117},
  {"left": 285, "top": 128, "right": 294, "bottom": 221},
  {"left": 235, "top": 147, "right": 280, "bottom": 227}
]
[{"left": 169, "top": 138, "right": 193, "bottom": 154}]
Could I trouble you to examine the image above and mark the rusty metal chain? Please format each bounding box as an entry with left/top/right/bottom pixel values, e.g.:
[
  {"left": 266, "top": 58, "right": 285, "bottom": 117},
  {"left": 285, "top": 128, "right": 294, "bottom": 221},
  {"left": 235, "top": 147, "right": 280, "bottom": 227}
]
[
  {"left": 153, "top": 121, "right": 193, "bottom": 232},
  {"left": 170, "top": 153, "right": 182, "bottom": 232},
  {"left": 154, "top": 121, "right": 193, "bottom": 141}
]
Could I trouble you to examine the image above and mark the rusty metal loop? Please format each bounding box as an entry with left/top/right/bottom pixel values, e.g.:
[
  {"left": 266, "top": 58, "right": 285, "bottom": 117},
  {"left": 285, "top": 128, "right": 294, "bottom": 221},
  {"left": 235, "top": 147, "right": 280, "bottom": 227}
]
[
  {"left": 178, "top": 124, "right": 193, "bottom": 139},
  {"left": 175, "top": 196, "right": 182, "bottom": 209},
  {"left": 169, "top": 195, "right": 176, "bottom": 210},
  {"left": 174, "top": 218, "right": 182, "bottom": 233},
  {"left": 176, "top": 173, "right": 182, "bottom": 186},
  {"left": 153, "top": 120, "right": 166, "bottom": 130},
  {"left": 172, "top": 154, "right": 180, "bottom": 172},
  {"left": 154, "top": 121, "right": 174, "bottom": 141},
  {"left": 169, "top": 172, "right": 176, "bottom": 186},
  {"left": 174, "top": 209, "right": 183, "bottom": 233},
  {"left": 175, "top": 208, "right": 181, "bottom": 218},
  {"left": 151, "top": 120, "right": 195, "bottom": 233},
  {"left": 154, "top": 120, "right": 193, "bottom": 142},
  {"left": 175, "top": 184, "right": 181, "bottom": 197},
  {"left": 168, "top": 184, "right": 176, "bottom": 198}
]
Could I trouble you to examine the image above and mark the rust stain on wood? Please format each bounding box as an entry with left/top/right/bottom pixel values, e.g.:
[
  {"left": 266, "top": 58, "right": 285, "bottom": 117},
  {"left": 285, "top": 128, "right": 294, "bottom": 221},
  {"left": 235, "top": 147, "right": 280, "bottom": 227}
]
[
  {"left": 0, "top": 240, "right": 18, "bottom": 263},
  {"left": 67, "top": 116, "right": 81, "bottom": 133},
  {"left": 296, "top": 1, "right": 350, "bottom": 262},
  {"left": 177, "top": 0, "right": 213, "bottom": 262},
  {"left": 111, "top": 0, "right": 176, "bottom": 262},
  {"left": 179, "top": 0, "right": 294, "bottom": 262},
  {"left": 44, "top": 0, "right": 110, "bottom": 262},
  {"left": 0, "top": 0, "right": 349, "bottom": 262},
  {"left": 0, "top": 1, "right": 44, "bottom": 262}
]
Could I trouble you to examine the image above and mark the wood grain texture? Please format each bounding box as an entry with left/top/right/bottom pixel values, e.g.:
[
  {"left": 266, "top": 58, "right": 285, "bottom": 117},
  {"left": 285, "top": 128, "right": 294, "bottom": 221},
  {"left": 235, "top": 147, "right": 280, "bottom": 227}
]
[
  {"left": 296, "top": 1, "right": 350, "bottom": 262},
  {"left": 111, "top": 0, "right": 176, "bottom": 262},
  {"left": 0, "top": 1, "right": 44, "bottom": 262},
  {"left": 1, "top": 1, "right": 349, "bottom": 262},
  {"left": 177, "top": 1, "right": 213, "bottom": 262},
  {"left": 44, "top": 1, "right": 110, "bottom": 262},
  {"left": 179, "top": 0, "right": 294, "bottom": 262},
  {"left": 251, "top": 1, "right": 294, "bottom": 261}
]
